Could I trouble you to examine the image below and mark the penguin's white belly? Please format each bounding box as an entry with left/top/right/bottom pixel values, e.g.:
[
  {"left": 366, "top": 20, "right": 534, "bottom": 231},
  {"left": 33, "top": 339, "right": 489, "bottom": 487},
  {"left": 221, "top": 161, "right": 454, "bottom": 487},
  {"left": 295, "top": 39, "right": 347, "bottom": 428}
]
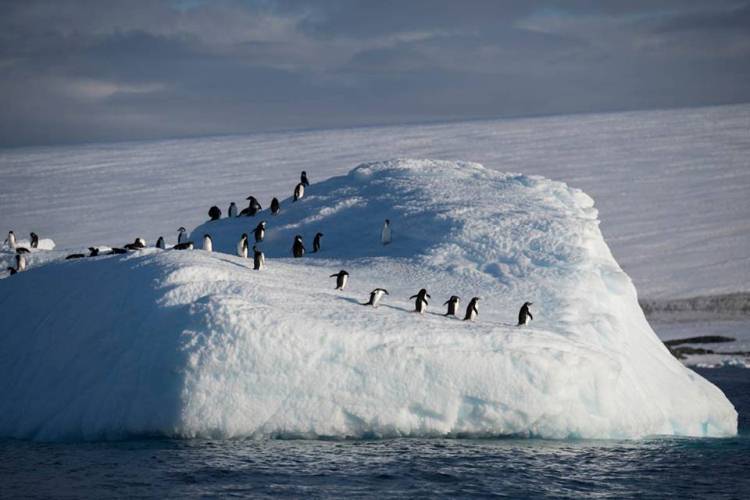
[
  {"left": 203, "top": 238, "right": 213, "bottom": 252},
  {"left": 340, "top": 275, "right": 348, "bottom": 290},
  {"left": 381, "top": 226, "right": 391, "bottom": 245}
]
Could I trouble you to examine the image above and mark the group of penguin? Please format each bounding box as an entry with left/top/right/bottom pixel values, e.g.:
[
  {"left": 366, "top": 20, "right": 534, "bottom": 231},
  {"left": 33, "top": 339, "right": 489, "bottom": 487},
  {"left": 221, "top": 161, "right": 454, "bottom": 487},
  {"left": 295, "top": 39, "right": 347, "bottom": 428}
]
[{"left": 3, "top": 169, "right": 535, "bottom": 326}]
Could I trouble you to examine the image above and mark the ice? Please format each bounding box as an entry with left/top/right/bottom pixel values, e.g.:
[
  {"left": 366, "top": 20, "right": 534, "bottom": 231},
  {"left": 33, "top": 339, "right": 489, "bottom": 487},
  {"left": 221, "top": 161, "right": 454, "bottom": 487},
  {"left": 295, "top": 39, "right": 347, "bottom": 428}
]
[{"left": 0, "top": 160, "right": 737, "bottom": 441}]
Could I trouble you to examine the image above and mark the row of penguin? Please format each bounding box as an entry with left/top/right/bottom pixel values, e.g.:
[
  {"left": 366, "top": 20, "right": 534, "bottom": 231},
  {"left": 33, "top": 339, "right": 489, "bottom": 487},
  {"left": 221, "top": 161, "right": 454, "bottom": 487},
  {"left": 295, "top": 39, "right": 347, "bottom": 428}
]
[{"left": 3, "top": 170, "right": 534, "bottom": 326}]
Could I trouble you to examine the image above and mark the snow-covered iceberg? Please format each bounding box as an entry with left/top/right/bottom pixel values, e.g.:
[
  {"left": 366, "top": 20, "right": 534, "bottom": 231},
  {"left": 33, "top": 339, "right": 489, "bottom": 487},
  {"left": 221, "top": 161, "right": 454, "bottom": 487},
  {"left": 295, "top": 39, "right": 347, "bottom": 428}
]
[{"left": 0, "top": 159, "right": 737, "bottom": 440}]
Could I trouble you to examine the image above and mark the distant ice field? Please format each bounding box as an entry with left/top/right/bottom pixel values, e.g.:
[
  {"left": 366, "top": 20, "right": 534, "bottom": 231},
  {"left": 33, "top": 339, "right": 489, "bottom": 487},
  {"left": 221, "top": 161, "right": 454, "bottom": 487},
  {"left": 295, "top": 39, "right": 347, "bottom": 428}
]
[{"left": 1, "top": 104, "right": 749, "bottom": 300}]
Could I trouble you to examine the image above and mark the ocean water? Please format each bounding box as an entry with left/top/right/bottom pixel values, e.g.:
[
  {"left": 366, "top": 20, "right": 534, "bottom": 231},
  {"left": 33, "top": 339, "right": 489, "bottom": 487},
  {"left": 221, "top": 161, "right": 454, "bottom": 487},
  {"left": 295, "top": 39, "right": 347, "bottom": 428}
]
[{"left": 0, "top": 368, "right": 747, "bottom": 499}]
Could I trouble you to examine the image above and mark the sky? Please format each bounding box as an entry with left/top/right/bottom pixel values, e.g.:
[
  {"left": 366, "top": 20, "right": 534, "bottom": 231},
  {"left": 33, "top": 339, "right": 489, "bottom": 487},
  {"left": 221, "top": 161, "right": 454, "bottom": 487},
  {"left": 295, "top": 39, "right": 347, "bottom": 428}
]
[{"left": 1, "top": 0, "right": 749, "bottom": 147}]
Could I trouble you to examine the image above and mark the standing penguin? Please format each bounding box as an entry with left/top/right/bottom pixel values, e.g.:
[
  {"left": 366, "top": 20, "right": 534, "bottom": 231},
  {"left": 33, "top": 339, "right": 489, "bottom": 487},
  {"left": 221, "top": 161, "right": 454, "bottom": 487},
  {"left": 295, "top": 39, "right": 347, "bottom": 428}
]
[
  {"left": 253, "top": 221, "right": 267, "bottom": 243},
  {"left": 443, "top": 296, "right": 461, "bottom": 317},
  {"left": 410, "top": 289, "right": 431, "bottom": 314},
  {"left": 253, "top": 245, "right": 265, "bottom": 270},
  {"left": 329, "top": 270, "right": 349, "bottom": 290},
  {"left": 208, "top": 206, "right": 222, "bottom": 221},
  {"left": 203, "top": 234, "right": 213, "bottom": 252},
  {"left": 237, "top": 233, "right": 249, "bottom": 258},
  {"left": 178, "top": 227, "right": 188, "bottom": 245},
  {"left": 15, "top": 253, "right": 27, "bottom": 272},
  {"left": 156, "top": 236, "right": 166, "bottom": 249},
  {"left": 270, "top": 197, "right": 280, "bottom": 215},
  {"left": 381, "top": 219, "right": 391, "bottom": 245},
  {"left": 464, "top": 297, "right": 480, "bottom": 321},
  {"left": 228, "top": 202, "right": 238, "bottom": 218},
  {"left": 363, "top": 288, "right": 389, "bottom": 307},
  {"left": 293, "top": 182, "right": 304, "bottom": 202},
  {"left": 292, "top": 235, "right": 305, "bottom": 258},
  {"left": 312, "top": 232, "right": 323, "bottom": 253},
  {"left": 300, "top": 170, "right": 310, "bottom": 187},
  {"left": 4, "top": 231, "right": 16, "bottom": 250},
  {"left": 30, "top": 232, "right": 39, "bottom": 249},
  {"left": 518, "top": 302, "right": 534, "bottom": 326}
]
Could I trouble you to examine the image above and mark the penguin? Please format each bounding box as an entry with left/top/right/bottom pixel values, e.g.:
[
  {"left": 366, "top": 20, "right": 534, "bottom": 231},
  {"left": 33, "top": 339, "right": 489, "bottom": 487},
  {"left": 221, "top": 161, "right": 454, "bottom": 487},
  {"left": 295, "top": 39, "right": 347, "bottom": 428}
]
[
  {"left": 300, "top": 170, "right": 310, "bottom": 187},
  {"left": 30, "top": 232, "right": 39, "bottom": 249},
  {"left": 293, "top": 182, "right": 304, "bottom": 202},
  {"left": 312, "top": 232, "right": 323, "bottom": 253},
  {"left": 253, "top": 245, "right": 265, "bottom": 270},
  {"left": 443, "top": 296, "right": 460, "bottom": 317},
  {"left": 237, "top": 233, "right": 249, "bottom": 258},
  {"left": 178, "top": 227, "right": 187, "bottom": 245},
  {"left": 518, "top": 302, "right": 534, "bottom": 326},
  {"left": 15, "top": 247, "right": 30, "bottom": 254},
  {"left": 270, "top": 197, "right": 280, "bottom": 215},
  {"left": 156, "top": 236, "right": 166, "bottom": 250},
  {"left": 228, "top": 202, "right": 238, "bottom": 218},
  {"left": 15, "top": 253, "right": 27, "bottom": 272},
  {"left": 109, "top": 248, "right": 128, "bottom": 254},
  {"left": 203, "top": 234, "right": 213, "bottom": 252},
  {"left": 329, "top": 270, "right": 349, "bottom": 290},
  {"left": 65, "top": 253, "right": 85, "bottom": 260},
  {"left": 463, "top": 297, "right": 480, "bottom": 321},
  {"left": 381, "top": 219, "right": 391, "bottom": 245},
  {"left": 88, "top": 247, "right": 100, "bottom": 257},
  {"left": 253, "top": 221, "right": 267, "bottom": 243},
  {"left": 363, "top": 288, "right": 389, "bottom": 307},
  {"left": 5, "top": 230, "right": 16, "bottom": 250},
  {"left": 240, "top": 196, "right": 262, "bottom": 216},
  {"left": 124, "top": 237, "right": 146, "bottom": 250},
  {"left": 173, "top": 241, "right": 194, "bottom": 250},
  {"left": 292, "top": 235, "right": 305, "bottom": 258},
  {"left": 208, "top": 206, "right": 222, "bottom": 221},
  {"left": 410, "top": 289, "right": 431, "bottom": 314}
]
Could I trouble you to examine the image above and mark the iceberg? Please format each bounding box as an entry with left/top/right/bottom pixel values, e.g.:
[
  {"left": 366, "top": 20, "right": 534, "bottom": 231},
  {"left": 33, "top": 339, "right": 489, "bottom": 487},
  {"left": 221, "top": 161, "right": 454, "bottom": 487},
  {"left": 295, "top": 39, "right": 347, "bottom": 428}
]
[{"left": 0, "top": 159, "right": 737, "bottom": 440}]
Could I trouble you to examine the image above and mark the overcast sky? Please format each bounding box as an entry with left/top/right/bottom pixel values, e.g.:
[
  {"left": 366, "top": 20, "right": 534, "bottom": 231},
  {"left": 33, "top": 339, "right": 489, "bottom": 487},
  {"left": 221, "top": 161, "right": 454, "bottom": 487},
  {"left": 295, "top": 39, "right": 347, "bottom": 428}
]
[{"left": 1, "top": 0, "right": 749, "bottom": 147}]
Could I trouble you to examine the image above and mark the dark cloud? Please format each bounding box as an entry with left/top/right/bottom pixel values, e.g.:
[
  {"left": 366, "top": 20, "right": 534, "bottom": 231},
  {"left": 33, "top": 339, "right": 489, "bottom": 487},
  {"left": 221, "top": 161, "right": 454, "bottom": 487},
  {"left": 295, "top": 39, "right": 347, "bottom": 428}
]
[{"left": 0, "top": 0, "right": 749, "bottom": 146}]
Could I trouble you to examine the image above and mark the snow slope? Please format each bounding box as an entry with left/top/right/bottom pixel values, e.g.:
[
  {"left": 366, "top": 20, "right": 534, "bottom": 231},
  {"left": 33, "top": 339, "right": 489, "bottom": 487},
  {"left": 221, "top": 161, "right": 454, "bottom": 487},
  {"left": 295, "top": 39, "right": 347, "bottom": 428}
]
[
  {"left": 1, "top": 104, "right": 748, "bottom": 300},
  {"left": 0, "top": 160, "right": 736, "bottom": 441}
]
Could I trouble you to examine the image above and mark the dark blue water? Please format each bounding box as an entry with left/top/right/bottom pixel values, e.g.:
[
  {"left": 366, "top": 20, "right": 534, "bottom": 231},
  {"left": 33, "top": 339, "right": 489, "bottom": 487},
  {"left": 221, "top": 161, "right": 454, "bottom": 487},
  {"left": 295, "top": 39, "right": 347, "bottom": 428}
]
[{"left": 2, "top": 367, "right": 748, "bottom": 499}]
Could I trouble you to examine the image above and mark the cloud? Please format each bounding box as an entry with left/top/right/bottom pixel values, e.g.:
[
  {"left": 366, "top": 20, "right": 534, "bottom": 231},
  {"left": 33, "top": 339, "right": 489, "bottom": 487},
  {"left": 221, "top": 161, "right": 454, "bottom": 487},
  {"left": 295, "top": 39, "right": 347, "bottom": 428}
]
[{"left": 0, "top": 0, "right": 749, "bottom": 146}]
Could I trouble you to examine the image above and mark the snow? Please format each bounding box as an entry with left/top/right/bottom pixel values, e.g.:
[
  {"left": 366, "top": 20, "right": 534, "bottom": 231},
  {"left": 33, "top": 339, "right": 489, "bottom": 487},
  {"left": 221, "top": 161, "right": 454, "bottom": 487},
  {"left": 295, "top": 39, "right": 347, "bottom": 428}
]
[
  {"left": 1, "top": 104, "right": 748, "bottom": 300},
  {"left": 0, "top": 160, "right": 737, "bottom": 441}
]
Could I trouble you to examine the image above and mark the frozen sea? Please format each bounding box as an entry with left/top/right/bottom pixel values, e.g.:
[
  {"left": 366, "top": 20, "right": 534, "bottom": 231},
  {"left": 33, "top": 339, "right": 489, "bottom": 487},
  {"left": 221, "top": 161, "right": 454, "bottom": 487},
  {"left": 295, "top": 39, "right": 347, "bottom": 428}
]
[{"left": 1, "top": 367, "right": 747, "bottom": 498}]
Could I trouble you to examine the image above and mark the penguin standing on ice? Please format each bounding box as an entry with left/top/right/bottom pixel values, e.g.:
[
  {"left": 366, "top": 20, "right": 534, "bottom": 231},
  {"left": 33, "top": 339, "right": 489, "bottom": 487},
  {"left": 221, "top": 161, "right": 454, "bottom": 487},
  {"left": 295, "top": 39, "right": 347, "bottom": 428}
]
[
  {"left": 363, "top": 288, "right": 389, "bottom": 307},
  {"left": 463, "top": 297, "right": 480, "bottom": 321},
  {"left": 228, "top": 202, "right": 238, "bottom": 218},
  {"left": 208, "top": 206, "right": 222, "bottom": 221},
  {"left": 292, "top": 235, "right": 305, "bottom": 258},
  {"left": 253, "top": 221, "right": 267, "bottom": 243},
  {"left": 15, "top": 253, "right": 27, "bottom": 272},
  {"left": 300, "top": 171, "right": 310, "bottom": 187},
  {"left": 329, "top": 270, "right": 349, "bottom": 290},
  {"left": 381, "top": 219, "right": 391, "bottom": 245},
  {"left": 241, "top": 196, "right": 262, "bottom": 216},
  {"left": 4, "top": 231, "right": 16, "bottom": 250},
  {"left": 410, "top": 289, "right": 431, "bottom": 314},
  {"left": 443, "top": 296, "right": 460, "bottom": 317},
  {"left": 237, "top": 233, "right": 249, "bottom": 258},
  {"left": 156, "top": 236, "right": 166, "bottom": 250},
  {"left": 312, "top": 232, "right": 323, "bottom": 253},
  {"left": 518, "top": 302, "right": 533, "bottom": 326},
  {"left": 203, "top": 234, "right": 213, "bottom": 252},
  {"left": 270, "top": 197, "right": 280, "bottom": 215},
  {"left": 253, "top": 245, "right": 265, "bottom": 270},
  {"left": 30, "top": 232, "right": 39, "bottom": 249},
  {"left": 178, "top": 227, "right": 188, "bottom": 245},
  {"left": 293, "top": 182, "right": 304, "bottom": 202}
]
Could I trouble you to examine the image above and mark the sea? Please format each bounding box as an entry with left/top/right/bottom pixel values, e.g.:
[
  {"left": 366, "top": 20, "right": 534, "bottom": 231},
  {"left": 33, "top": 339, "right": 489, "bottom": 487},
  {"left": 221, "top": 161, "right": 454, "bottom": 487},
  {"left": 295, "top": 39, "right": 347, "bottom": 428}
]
[{"left": 0, "top": 367, "right": 747, "bottom": 499}]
